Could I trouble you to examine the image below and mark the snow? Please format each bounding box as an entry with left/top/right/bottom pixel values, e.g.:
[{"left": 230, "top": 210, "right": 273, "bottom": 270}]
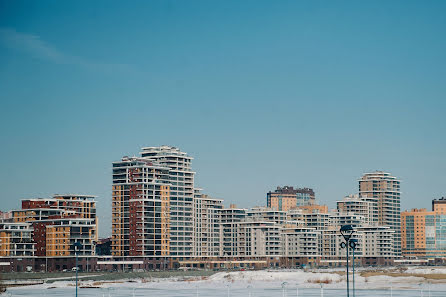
[
  {"left": 404, "top": 266, "right": 446, "bottom": 274},
  {"left": 5, "top": 267, "right": 446, "bottom": 296}
]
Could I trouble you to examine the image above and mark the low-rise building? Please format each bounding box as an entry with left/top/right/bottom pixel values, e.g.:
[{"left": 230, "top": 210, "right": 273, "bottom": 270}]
[
  {"left": 267, "top": 186, "right": 316, "bottom": 211},
  {"left": 401, "top": 198, "right": 446, "bottom": 258},
  {"left": 0, "top": 222, "right": 34, "bottom": 257},
  {"left": 219, "top": 205, "right": 247, "bottom": 257}
]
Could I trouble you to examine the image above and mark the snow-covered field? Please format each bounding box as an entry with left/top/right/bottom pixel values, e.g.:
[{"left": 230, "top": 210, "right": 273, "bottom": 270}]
[{"left": 4, "top": 267, "right": 446, "bottom": 296}]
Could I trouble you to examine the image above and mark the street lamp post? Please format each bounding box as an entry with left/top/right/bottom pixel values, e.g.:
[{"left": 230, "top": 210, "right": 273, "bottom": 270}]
[
  {"left": 349, "top": 239, "right": 358, "bottom": 297},
  {"left": 73, "top": 242, "right": 83, "bottom": 297},
  {"left": 340, "top": 225, "right": 355, "bottom": 297}
]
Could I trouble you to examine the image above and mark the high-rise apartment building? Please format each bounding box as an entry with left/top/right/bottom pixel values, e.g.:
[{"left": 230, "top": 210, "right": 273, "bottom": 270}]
[
  {"left": 140, "top": 146, "right": 195, "bottom": 257},
  {"left": 267, "top": 186, "right": 315, "bottom": 211},
  {"left": 111, "top": 157, "right": 171, "bottom": 257},
  {"left": 359, "top": 172, "right": 401, "bottom": 255},
  {"left": 401, "top": 197, "right": 446, "bottom": 258}
]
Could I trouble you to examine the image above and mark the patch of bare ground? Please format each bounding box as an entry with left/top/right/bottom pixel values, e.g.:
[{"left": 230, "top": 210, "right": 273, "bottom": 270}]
[
  {"left": 307, "top": 278, "right": 335, "bottom": 284},
  {"left": 359, "top": 271, "right": 446, "bottom": 280},
  {"left": 323, "top": 268, "right": 446, "bottom": 282}
]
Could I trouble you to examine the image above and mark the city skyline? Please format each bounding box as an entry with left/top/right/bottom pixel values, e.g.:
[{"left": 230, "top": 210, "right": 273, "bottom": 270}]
[
  {"left": 0, "top": 146, "right": 443, "bottom": 237},
  {"left": 1, "top": 143, "right": 444, "bottom": 238},
  {"left": 1, "top": 145, "right": 446, "bottom": 272},
  {"left": 1, "top": 1, "right": 446, "bottom": 238}
]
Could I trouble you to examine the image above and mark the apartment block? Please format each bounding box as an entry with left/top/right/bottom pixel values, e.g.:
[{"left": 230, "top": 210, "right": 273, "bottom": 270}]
[
  {"left": 219, "top": 205, "right": 247, "bottom": 257},
  {"left": 2, "top": 195, "right": 98, "bottom": 258},
  {"left": 321, "top": 225, "right": 394, "bottom": 265},
  {"left": 247, "top": 207, "right": 287, "bottom": 224},
  {"left": 359, "top": 171, "right": 401, "bottom": 255},
  {"left": 111, "top": 156, "right": 171, "bottom": 257},
  {"left": 281, "top": 225, "right": 320, "bottom": 257},
  {"left": 44, "top": 216, "right": 97, "bottom": 257},
  {"left": 12, "top": 208, "right": 64, "bottom": 223},
  {"left": 329, "top": 212, "right": 366, "bottom": 229},
  {"left": 267, "top": 186, "right": 315, "bottom": 211},
  {"left": 193, "top": 192, "right": 223, "bottom": 257},
  {"left": 401, "top": 197, "right": 446, "bottom": 258},
  {"left": 337, "top": 194, "right": 379, "bottom": 226},
  {"left": 288, "top": 209, "right": 331, "bottom": 231},
  {"left": 140, "top": 146, "right": 195, "bottom": 257},
  {"left": 238, "top": 221, "right": 282, "bottom": 257},
  {"left": 359, "top": 226, "right": 394, "bottom": 258},
  {"left": 0, "top": 222, "right": 34, "bottom": 257}
]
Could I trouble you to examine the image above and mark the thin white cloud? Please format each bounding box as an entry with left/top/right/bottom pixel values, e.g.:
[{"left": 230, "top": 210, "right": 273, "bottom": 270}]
[{"left": 0, "top": 28, "right": 132, "bottom": 72}]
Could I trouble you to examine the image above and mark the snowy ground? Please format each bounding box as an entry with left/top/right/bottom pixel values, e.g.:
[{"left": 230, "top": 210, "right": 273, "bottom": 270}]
[{"left": 4, "top": 267, "right": 446, "bottom": 296}]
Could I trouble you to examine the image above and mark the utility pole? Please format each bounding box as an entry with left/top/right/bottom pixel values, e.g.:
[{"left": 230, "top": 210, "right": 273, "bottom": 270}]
[
  {"left": 73, "top": 242, "right": 83, "bottom": 297},
  {"left": 340, "top": 225, "right": 355, "bottom": 297},
  {"left": 350, "top": 238, "right": 358, "bottom": 297}
]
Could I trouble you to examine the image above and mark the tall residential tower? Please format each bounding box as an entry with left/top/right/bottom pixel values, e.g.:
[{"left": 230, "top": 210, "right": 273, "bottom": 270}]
[
  {"left": 359, "top": 171, "right": 401, "bottom": 255},
  {"left": 111, "top": 157, "right": 171, "bottom": 257},
  {"left": 140, "top": 146, "right": 195, "bottom": 257}
]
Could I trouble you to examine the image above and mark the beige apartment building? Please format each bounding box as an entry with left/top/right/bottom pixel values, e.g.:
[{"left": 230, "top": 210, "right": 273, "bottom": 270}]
[{"left": 359, "top": 171, "right": 401, "bottom": 255}]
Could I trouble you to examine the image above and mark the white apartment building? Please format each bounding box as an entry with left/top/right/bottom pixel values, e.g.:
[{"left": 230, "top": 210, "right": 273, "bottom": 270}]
[
  {"left": 322, "top": 226, "right": 394, "bottom": 260},
  {"left": 238, "top": 221, "right": 282, "bottom": 257},
  {"left": 247, "top": 207, "right": 287, "bottom": 224},
  {"left": 193, "top": 192, "right": 223, "bottom": 257},
  {"left": 337, "top": 194, "right": 379, "bottom": 226},
  {"left": 359, "top": 171, "right": 401, "bottom": 256},
  {"left": 281, "top": 225, "right": 320, "bottom": 257},
  {"left": 219, "top": 206, "right": 247, "bottom": 257},
  {"left": 288, "top": 210, "right": 330, "bottom": 231},
  {"left": 140, "top": 146, "right": 195, "bottom": 257},
  {"left": 322, "top": 228, "right": 363, "bottom": 258},
  {"left": 329, "top": 212, "right": 366, "bottom": 228},
  {"left": 358, "top": 226, "right": 394, "bottom": 258}
]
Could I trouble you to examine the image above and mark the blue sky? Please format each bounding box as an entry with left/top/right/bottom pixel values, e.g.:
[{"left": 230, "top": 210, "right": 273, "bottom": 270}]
[{"left": 1, "top": 1, "right": 445, "bottom": 236}]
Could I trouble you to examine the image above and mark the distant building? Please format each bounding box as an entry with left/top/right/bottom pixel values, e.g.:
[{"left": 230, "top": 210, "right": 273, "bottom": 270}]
[
  {"left": 140, "top": 146, "right": 195, "bottom": 257},
  {"left": 297, "top": 204, "right": 328, "bottom": 214},
  {"left": 193, "top": 192, "right": 223, "bottom": 257},
  {"left": 0, "top": 211, "right": 11, "bottom": 221},
  {"left": 247, "top": 207, "right": 287, "bottom": 224},
  {"left": 401, "top": 197, "right": 446, "bottom": 258},
  {"left": 322, "top": 226, "right": 394, "bottom": 266},
  {"left": 281, "top": 225, "right": 320, "bottom": 258},
  {"left": 359, "top": 171, "right": 401, "bottom": 255},
  {"left": 44, "top": 216, "right": 97, "bottom": 257},
  {"left": 219, "top": 205, "right": 247, "bottom": 257},
  {"left": 238, "top": 221, "right": 282, "bottom": 257},
  {"left": 1, "top": 195, "right": 97, "bottom": 257},
  {"left": 111, "top": 156, "right": 171, "bottom": 257},
  {"left": 336, "top": 194, "right": 379, "bottom": 226},
  {"left": 0, "top": 222, "right": 34, "bottom": 257},
  {"left": 267, "top": 186, "right": 315, "bottom": 211}
]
